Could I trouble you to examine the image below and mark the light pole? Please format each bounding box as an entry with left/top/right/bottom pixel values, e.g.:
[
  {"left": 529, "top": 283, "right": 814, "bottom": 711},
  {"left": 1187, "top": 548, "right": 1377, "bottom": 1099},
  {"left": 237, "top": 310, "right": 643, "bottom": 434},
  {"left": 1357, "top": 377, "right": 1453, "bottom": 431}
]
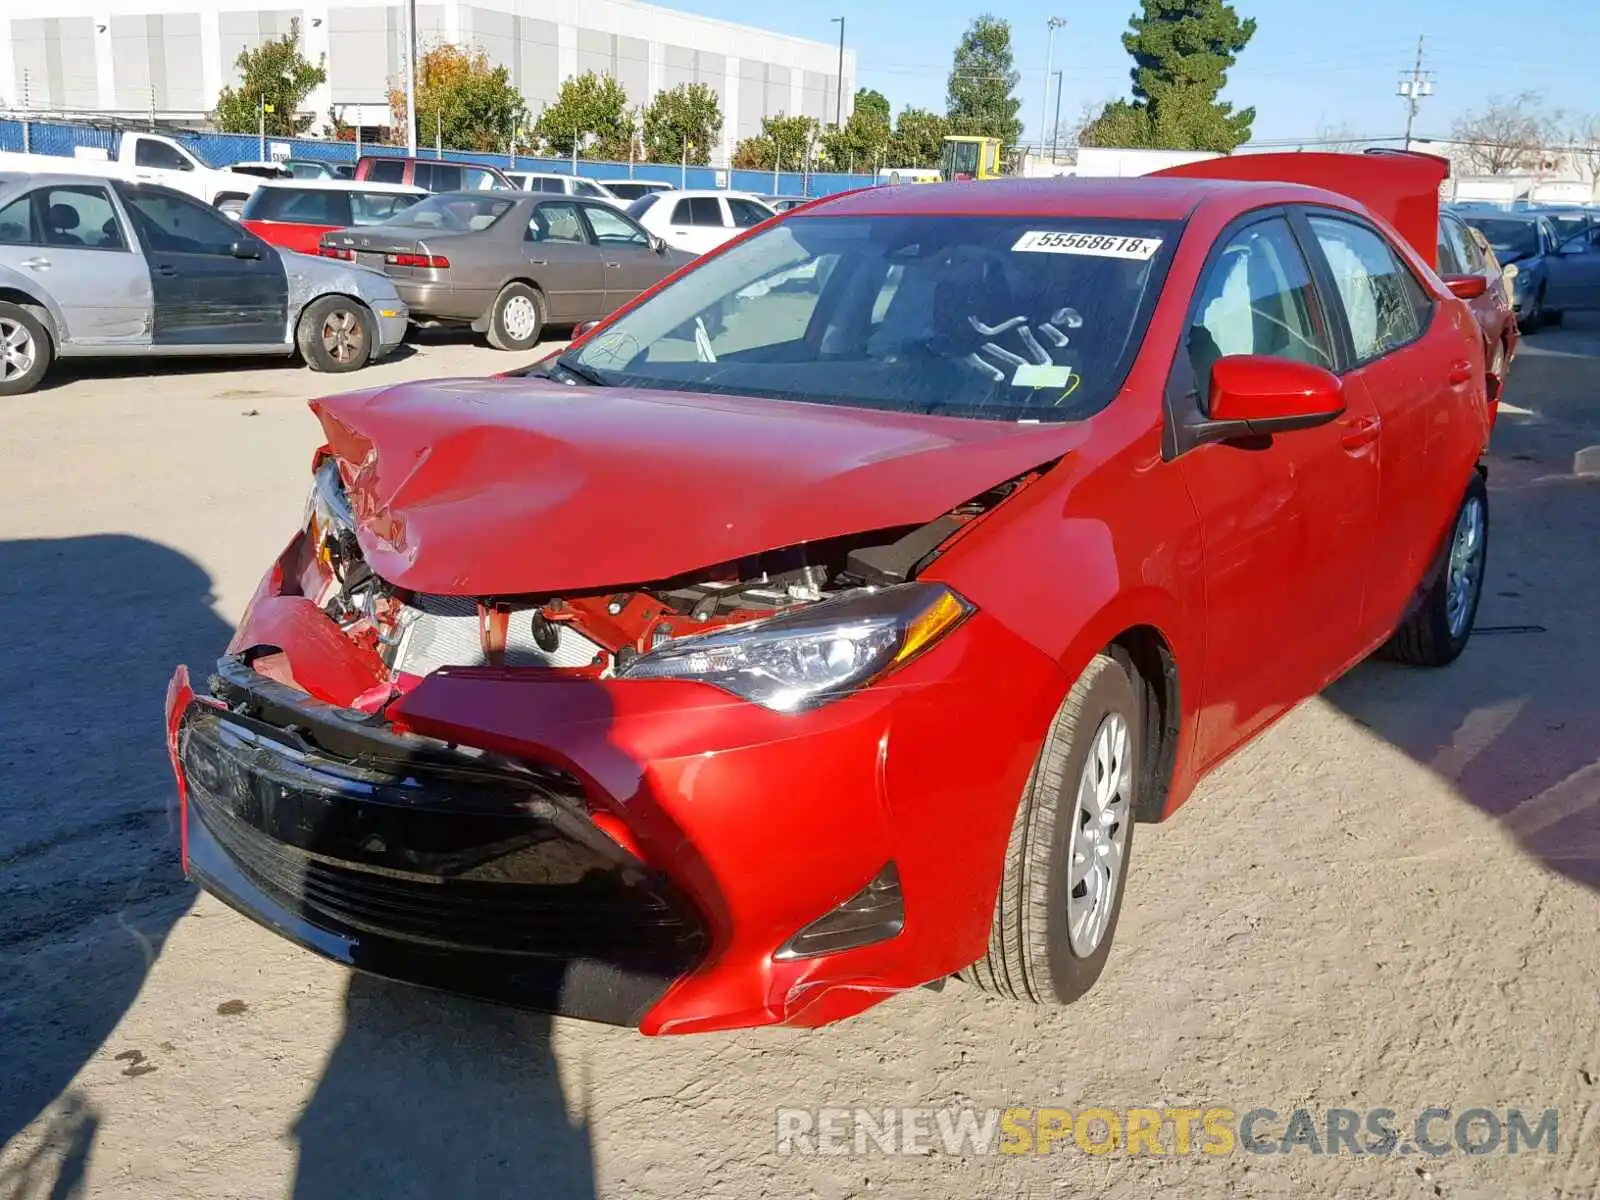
[
  {"left": 1050, "top": 70, "right": 1063, "bottom": 162},
  {"left": 830, "top": 17, "right": 845, "bottom": 128},
  {"left": 1042, "top": 16, "right": 1065, "bottom": 162},
  {"left": 403, "top": 0, "right": 418, "bottom": 153}
]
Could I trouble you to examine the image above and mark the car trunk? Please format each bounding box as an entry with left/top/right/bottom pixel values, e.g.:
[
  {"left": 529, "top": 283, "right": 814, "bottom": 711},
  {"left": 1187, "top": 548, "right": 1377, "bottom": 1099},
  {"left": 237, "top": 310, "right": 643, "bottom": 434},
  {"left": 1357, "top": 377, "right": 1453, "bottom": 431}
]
[{"left": 321, "top": 227, "right": 462, "bottom": 280}]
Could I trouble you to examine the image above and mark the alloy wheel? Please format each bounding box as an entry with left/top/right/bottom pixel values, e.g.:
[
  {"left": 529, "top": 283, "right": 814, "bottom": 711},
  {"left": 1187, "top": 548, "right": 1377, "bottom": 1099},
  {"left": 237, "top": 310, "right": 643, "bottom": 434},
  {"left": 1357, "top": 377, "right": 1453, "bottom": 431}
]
[
  {"left": 320, "top": 309, "right": 365, "bottom": 364},
  {"left": 1446, "top": 493, "right": 1486, "bottom": 639},
  {"left": 1066, "top": 712, "right": 1133, "bottom": 957},
  {"left": 0, "top": 317, "right": 36, "bottom": 382}
]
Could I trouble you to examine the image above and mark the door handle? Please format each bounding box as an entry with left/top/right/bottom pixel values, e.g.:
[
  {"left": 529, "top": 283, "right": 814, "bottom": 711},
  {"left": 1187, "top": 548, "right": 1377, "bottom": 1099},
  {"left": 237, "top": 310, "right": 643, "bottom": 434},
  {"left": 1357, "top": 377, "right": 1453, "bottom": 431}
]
[
  {"left": 527, "top": 258, "right": 547, "bottom": 266},
  {"left": 156, "top": 265, "right": 179, "bottom": 277},
  {"left": 604, "top": 261, "right": 622, "bottom": 269},
  {"left": 1340, "top": 415, "right": 1381, "bottom": 451},
  {"left": 20, "top": 257, "right": 50, "bottom": 270},
  {"left": 1447, "top": 359, "right": 1474, "bottom": 385}
]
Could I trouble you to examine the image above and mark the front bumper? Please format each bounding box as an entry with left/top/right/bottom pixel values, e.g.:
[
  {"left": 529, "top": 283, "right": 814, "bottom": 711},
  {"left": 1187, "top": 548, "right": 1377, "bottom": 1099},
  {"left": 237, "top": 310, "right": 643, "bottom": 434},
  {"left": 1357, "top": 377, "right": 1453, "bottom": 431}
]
[
  {"left": 168, "top": 659, "right": 708, "bottom": 1026},
  {"left": 374, "top": 306, "right": 409, "bottom": 353}
]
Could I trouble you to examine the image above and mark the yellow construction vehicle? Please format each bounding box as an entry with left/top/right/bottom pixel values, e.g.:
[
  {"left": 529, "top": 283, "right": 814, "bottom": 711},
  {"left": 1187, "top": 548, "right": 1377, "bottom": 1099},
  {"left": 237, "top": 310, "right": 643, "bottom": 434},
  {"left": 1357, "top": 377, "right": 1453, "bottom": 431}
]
[{"left": 940, "top": 135, "right": 1004, "bottom": 181}]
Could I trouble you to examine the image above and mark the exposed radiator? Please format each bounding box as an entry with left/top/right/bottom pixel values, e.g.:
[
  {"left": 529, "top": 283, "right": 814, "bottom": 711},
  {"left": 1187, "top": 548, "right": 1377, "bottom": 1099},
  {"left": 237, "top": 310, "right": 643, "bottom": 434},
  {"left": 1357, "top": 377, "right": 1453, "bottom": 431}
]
[{"left": 392, "top": 593, "right": 604, "bottom": 676}]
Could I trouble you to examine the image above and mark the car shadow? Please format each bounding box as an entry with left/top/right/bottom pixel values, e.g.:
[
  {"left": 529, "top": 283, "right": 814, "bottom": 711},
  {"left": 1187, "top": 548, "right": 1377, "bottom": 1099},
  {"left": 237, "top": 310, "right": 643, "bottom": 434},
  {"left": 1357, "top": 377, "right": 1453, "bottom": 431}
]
[
  {"left": 1324, "top": 337, "right": 1600, "bottom": 892},
  {"left": 0, "top": 535, "right": 215, "bottom": 1188},
  {"left": 40, "top": 345, "right": 419, "bottom": 393}
]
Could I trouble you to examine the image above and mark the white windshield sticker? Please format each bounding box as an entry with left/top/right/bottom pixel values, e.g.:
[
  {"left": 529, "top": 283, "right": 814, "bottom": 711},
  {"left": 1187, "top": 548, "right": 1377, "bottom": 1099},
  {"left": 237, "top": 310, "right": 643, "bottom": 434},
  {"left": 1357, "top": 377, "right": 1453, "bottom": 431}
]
[
  {"left": 1012, "top": 230, "right": 1163, "bottom": 260},
  {"left": 1011, "top": 363, "right": 1075, "bottom": 388}
]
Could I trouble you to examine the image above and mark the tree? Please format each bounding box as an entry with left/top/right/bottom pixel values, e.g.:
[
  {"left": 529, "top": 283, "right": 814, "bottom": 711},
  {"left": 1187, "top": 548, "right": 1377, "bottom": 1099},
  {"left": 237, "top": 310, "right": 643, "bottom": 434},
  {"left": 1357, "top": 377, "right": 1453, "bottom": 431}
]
[
  {"left": 387, "top": 44, "right": 525, "bottom": 153},
  {"left": 945, "top": 16, "right": 1022, "bottom": 150},
  {"left": 534, "top": 70, "right": 635, "bottom": 159},
  {"left": 1567, "top": 116, "right": 1600, "bottom": 187},
  {"left": 641, "top": 83, "right": 722, "bottom": 165},
  {"left": 213, "top": 20, "right": 326, "bottom": 136},
  {"left": 819, "top": 88, "right": 891, "bottom": 172},
  {"left": 886, "top": 107, "right": 949, "bottom": 168},
  {"left": 1311, "top": 121, "right": 1366, "bottom": 154},
  {"left": 1450, "top": 93, "right": 1562, "bottom": 175},
  {"left": 1081, "top": 0, "right": 1257, "bottom": 152},
  {"left": 732, "top": 114, "right": 819, "bottom": 171}
]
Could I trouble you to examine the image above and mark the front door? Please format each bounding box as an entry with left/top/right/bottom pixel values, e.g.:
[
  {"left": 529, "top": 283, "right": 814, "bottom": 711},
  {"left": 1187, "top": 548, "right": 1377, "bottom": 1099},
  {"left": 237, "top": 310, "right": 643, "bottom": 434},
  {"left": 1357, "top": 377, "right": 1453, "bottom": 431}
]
[
  {"left": 0, "top": 181, "right": 151, "bottom": 346},
  {"left": 114, "top": 183, "right": 288, "bottom": 346},
  {"left": 1175, "top": 213, "right": 1380, "bottom": 770},
  {"left": 525, "top": 201, "right": 606, "bottom": 322},
  {"left": 579, "top": 202, "right": 672, "bottom": 310},
  {"left": 1544, "top": 224, "right": 1600, "bottom": 313}
]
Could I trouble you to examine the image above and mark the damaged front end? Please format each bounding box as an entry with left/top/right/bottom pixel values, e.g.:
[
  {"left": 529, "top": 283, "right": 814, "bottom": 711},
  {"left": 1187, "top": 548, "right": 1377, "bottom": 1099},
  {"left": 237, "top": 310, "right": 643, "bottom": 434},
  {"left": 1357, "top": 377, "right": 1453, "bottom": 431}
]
[{"left": 167, "top": 446, "right": 1062, "bottom": 1032}]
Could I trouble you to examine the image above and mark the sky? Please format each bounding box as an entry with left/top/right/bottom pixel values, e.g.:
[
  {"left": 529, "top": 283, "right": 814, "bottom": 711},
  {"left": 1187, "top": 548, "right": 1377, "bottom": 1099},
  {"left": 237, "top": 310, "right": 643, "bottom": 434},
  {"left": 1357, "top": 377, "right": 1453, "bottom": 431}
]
[{"left": 671, "top": 0, "right": 1593, "bottom": 146}]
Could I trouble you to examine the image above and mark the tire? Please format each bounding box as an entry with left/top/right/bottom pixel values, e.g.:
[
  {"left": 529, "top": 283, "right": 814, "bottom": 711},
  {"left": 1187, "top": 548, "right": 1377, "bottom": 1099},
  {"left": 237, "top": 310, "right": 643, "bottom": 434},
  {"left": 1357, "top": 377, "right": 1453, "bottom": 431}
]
[
  {"left": 297, "top": 295, "right": 372, "bottom": 373},
  {"left": 0, "top": 302, "right": 52, "bottom": 396},
  {"left": 1382, "top": 473, "right": 1488, "bottom": 667},
  {"left": 1523, "top": 286, "right": 1545, "bottom": 332},
  {"left": 967, "top": 653, "right": 1140, "bottom": 1005},
  {"left": 486, "top": 282, "right": 545, "bottom": 352},
  {"left": 1545, "top": 307, "right": 1564, "bottom": 327}
]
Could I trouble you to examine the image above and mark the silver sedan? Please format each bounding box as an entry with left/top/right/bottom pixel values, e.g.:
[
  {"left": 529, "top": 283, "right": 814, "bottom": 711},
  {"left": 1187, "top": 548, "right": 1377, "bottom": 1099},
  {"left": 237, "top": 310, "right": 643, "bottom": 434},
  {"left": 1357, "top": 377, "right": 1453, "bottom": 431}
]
[{"left": 0, "top": 172, "right": 409, "bottom": 395}]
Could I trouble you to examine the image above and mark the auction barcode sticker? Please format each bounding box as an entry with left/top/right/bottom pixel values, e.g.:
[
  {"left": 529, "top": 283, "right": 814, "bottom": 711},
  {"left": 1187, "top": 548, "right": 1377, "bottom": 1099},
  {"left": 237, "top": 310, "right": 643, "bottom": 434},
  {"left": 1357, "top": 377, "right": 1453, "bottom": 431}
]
[{"left": 1012, "top": 230, "right": 1163, "bottom": 260}]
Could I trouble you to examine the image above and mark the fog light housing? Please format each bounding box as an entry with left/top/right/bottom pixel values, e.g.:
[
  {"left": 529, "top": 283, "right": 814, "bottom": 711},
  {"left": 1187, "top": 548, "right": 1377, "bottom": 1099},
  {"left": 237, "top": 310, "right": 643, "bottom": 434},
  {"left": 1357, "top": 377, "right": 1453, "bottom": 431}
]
[{"left": 775, "top": 862, "right": 905, "bottom": 960}]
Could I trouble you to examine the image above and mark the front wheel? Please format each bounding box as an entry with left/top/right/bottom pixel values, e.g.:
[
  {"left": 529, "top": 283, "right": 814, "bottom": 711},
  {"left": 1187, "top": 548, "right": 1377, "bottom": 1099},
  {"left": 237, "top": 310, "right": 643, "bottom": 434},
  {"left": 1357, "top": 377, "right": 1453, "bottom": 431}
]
[
  {"left": 1383, "top": 473, "right": 1488, "bottom": 667},
  {"left": 0, "top": 303, "right": 52, "bottom": 396},
  {"left": 297, "top": 296, "right": 372, "bottom": 373},
  {"left": 966, "top": 653, "right": 1139, "bottom": 1005}
]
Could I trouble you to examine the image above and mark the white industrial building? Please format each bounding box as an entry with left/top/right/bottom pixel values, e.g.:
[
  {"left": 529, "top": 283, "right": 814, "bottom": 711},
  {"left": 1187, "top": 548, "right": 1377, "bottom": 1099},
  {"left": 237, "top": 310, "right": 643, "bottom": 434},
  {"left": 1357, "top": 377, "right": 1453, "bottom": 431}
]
[{"left": 0, "top": 0, "right": 856, "bottom": 165}]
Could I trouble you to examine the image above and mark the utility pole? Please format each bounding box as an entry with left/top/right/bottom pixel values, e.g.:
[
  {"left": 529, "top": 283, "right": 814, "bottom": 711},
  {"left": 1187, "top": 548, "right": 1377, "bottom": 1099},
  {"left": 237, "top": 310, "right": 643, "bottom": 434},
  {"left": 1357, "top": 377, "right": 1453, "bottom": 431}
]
[
  {"left": 1397, "top": 35, "right": 1432, "bottom": 152},
  {"left": 403, "top": 0, "right": 418, "bottom": 153},
  {"left": 1050, "top": 69, "right": 1063, "bottom": 163},
  {"left": 1042, "top": 17, "right": 1065, "bottom": 164},
  {"left": 830, "top": 18, "right": 845, "bottom": 128}
]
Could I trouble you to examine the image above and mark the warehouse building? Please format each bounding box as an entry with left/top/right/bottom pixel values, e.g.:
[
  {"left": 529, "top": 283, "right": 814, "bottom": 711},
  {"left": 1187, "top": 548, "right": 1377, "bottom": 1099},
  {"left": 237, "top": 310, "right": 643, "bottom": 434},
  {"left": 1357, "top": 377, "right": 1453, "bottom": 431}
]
[{"left": 0, "top": 0, "right": 855, "bottom": 165}]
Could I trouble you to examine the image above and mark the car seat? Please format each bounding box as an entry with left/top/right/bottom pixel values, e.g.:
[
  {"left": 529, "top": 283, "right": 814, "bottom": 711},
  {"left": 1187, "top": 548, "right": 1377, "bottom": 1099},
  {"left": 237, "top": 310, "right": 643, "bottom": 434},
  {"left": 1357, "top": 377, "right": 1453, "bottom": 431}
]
[{"left": 44, "top": 204, "right": 85, "bottom": 246}]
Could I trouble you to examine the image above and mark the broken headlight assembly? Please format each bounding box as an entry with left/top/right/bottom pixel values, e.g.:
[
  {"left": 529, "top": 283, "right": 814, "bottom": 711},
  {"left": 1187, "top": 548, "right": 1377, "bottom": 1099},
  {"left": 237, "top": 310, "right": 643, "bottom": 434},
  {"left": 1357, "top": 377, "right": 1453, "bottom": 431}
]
[
  {"left": 304, "top": 457, "right": 357, "bottom": 568},
  {"left": 615, "top": 583, "right": 973, "bottom": 712}
]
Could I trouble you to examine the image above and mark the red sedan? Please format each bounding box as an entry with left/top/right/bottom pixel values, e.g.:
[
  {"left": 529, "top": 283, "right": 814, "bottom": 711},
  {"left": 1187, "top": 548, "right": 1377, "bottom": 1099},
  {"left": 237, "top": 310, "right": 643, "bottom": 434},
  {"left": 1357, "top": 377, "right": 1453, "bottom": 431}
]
[{"left": 165, "top": 152, "right": 1491, "bottom": 1033}]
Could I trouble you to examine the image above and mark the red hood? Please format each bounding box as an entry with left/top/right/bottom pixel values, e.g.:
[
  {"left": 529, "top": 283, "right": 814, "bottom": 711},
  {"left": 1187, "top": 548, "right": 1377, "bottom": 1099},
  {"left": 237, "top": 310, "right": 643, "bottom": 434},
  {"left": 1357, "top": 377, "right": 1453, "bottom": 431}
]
[{"left": 311, "top": 377, "right": 1083, "bottom": 595}]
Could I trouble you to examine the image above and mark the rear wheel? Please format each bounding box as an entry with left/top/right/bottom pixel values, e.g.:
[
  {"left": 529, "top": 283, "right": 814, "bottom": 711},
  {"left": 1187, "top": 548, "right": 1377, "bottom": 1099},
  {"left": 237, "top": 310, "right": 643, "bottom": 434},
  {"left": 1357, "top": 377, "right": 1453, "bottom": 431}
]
[
  {"left": 0, "top": 303, "right": 52, "bottom": 396},
  {"left": 297, "top": 296, "right": 372, "bottom": 373},
  {"left": 1383, "top": 473, "right": 1488, "bottom": 667},
  {"left": 487, "top": 283, "right": 545, "bottom": 352},
  {"left": 966, "top": 654, "right": 1139, "bottom": 1005}
]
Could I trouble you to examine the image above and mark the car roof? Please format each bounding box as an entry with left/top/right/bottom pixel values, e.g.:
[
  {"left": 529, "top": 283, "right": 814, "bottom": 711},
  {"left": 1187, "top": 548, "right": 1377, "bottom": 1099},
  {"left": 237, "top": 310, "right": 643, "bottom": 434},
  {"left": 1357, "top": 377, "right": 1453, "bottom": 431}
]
[
  {"left": 807, "top": 177, "right": 1270, "bottom": 220},
  {"left": 666, "top": 189, "right": 767, "bottom": 201},
  {"left": 257, "top": 177, "right": 423, "bottom": 194}
]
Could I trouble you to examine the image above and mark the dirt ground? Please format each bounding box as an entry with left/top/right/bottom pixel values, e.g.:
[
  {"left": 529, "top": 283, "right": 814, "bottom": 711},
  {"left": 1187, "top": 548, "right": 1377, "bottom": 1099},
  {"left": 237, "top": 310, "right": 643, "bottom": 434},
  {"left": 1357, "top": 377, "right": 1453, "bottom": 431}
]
[{"left": 1, "top": 322, "right": 1597, "bottom": 1200}]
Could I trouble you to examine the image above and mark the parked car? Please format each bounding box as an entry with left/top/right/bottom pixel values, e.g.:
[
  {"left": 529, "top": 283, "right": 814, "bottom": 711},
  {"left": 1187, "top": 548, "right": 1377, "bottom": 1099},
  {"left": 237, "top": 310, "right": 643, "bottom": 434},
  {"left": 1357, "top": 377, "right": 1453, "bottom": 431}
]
[
  {"left": 166, "top": 151, "right": 1494, "bottom": 1033},
  {"left": 1543, "top": 219, "right": 1600, "bottom": 316},
  {"left": 229, "top": 160, "right": 294, "bottom": 181},
  {"left": 1437, "top": 208, "right": 1518, "bottom": 426},
  {"left": 1452, "top": 207, "right": 1562, "bottom": 329},
  {"left": 240, "top": 179, "right": 426, "bottom": 254},
  {"left": 505, "top": 170, "right": 625, "bottom": 207},
  {"left": 760, "top": 194, "right": 812, "bottom": 212},
  {"left": 1517, "top": 203, "right": 1597, "bottom": 244},
  {"left": 0, "top": 129, "right": 260, "bottom": 213},
  {"left": 0, "top": 175, "right": 407, "bottom": 395},
  {"left": 353, "top": 155, "right": 513, "bottom": 193},
  {"left": 627, "top": 189, "right": 776, "bottom": 254},
  {"left": 606, "top": 179, "right": 678, "bottom": 203},
  {"left": 318, "top": 190, "right": 690, "bottom": 350},
  {"left": 284, "top": 158, "right": 356, "bottom": 181}
]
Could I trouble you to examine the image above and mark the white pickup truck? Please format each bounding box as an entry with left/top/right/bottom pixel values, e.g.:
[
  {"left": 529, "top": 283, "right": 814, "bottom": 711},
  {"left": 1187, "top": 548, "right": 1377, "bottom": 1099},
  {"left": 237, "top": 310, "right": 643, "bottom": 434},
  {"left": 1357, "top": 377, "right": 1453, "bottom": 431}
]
[{"left": 0, "top": 130, "right": 261, "bottom": 213}]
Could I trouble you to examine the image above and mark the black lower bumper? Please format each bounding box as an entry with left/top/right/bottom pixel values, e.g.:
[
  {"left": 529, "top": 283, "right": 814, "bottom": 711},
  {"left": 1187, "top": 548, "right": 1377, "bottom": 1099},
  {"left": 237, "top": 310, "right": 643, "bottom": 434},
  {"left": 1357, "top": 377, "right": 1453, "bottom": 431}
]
[{"left": 177, "top": 661, "right": 707, "bottom": 1026}]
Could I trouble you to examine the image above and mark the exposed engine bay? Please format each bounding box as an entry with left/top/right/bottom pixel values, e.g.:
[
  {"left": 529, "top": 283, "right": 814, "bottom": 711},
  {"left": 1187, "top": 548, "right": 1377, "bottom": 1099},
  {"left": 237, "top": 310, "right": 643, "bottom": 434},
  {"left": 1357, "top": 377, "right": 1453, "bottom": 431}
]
[{"left": 300, "top": 455, "right": 1039, "bottom": 689}]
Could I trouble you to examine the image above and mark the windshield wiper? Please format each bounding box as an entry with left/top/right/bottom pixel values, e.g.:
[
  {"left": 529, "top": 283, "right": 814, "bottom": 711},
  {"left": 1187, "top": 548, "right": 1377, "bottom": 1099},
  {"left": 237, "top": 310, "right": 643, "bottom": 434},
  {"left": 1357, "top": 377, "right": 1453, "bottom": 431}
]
[{"left": 550, "top": 354, "right": 608, "bottom": 387}]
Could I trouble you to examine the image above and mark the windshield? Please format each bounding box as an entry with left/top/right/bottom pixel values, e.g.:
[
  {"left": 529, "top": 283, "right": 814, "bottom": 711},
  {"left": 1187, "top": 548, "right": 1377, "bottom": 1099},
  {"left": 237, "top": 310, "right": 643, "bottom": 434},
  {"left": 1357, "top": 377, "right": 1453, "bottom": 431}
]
[
  {"left": 566, "top": 214, "right": 1180, "bottom": 422},
  {"left": 1470, "top": 218, "right": 1541, "bottom": 262},
  {"left": 941, "top": 140, "right": 981, "bottom": 181},
  {"left": 380, "top": 193, "right": 514, "bottom": 232}
]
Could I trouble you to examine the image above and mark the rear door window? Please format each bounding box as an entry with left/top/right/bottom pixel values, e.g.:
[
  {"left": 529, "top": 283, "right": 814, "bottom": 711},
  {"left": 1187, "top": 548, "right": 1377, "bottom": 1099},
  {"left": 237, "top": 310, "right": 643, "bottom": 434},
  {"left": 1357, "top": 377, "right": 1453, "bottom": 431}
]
[
  {"left": 673, "top": 197, "right": 723, "bottom": 227},
  {"left": 367, "top": 159, "right": 406, "bottom": 184},
  {"left": 1306, "top": 214, "right": 1429, "bottom": 362},
  {"left": 350, "top": 191, "right": 422, "bottom": 225}
]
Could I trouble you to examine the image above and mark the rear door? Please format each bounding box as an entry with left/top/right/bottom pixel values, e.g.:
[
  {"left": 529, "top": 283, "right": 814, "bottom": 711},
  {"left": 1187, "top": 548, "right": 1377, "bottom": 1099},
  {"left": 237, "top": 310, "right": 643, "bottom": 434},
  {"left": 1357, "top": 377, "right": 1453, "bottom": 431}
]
[
  {"left": 667, "top": 196, "right": 729, "bottom": 254},
  {"left": 1544, "top": 224, "right": 1600, "bottom": 312},
  {"left": 0, "top": 181, "right": 151, "bottom": 346},
  {"left": 580, "top": 202, "right": 669, "bottom": 310},
  {"left": 1173, "top": 211, "right": 1380, "bottom": 768},
  {"left": 525, "top": 200, "right": 605, "bottom": 320},
  {"left": 113, "top": 183, "right": 288, "bottom": 346}
]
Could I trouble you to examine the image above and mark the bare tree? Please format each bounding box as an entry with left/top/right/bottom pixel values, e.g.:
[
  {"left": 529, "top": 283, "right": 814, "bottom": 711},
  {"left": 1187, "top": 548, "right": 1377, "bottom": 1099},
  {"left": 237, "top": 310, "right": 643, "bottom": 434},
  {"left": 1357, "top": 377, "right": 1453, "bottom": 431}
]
[
  {"left": 1312, "top": 121, "right": 1366, "bottom": 154},
  {"left": 1450, "top": 92, "right": 1562, "bottom": 174},
  {"left": 1567, "top": 115, "right": 1600, "bottom": 185}
]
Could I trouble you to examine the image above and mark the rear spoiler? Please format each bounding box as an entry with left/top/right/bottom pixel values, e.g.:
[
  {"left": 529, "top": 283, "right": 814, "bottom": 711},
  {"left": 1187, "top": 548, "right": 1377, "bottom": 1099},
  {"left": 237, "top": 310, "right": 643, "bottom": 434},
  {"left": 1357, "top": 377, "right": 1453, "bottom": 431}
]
[{"left": 1152, "top": 149, "right": 1451, "bottom": 270}]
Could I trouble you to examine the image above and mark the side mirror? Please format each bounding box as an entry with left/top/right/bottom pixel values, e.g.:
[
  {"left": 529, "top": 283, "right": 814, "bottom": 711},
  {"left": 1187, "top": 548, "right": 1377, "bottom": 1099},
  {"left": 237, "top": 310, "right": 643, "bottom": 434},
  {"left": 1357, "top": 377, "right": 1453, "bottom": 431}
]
[
  {"left": 1443, "top": 273, "right": 1488, "bottom": 300},
  {"left": 1206, "top": 355, "right": 1345, "bottom": 434},
  {"left": 575, "top": 320, "right": 602, "bottom": 338},
  {"left": 229, "top": 240, "right": 263, "bottom": 259},
  {"left": 649, "top": 234, "right": 668, "bottom": 254}
]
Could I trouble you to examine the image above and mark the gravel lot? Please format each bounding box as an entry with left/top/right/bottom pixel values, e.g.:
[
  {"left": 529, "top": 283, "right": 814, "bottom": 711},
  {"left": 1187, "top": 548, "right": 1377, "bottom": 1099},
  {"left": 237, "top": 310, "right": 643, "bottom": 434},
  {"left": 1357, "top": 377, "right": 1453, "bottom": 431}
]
[{"left": 1, "top": 323, "right": 1597, "bottom": 1200}]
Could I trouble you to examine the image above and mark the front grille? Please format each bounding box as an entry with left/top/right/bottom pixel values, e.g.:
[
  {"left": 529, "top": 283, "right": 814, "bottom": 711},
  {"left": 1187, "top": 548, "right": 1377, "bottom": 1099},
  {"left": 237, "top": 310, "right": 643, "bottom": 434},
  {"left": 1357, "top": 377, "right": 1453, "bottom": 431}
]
[{"left": 393, "top": 593, "right": 604, "bottom": 676}]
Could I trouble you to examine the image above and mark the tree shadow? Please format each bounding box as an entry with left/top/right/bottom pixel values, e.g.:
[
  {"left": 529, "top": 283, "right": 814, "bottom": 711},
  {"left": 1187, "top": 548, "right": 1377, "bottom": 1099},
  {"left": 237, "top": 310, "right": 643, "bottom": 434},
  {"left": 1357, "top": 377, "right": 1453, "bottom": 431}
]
[
  {"left": 0, "top": 536, "right": 218, "bottom": 1186},
  {"left": 1325, "top": 340, "right": 1600, "bottom": 891}
]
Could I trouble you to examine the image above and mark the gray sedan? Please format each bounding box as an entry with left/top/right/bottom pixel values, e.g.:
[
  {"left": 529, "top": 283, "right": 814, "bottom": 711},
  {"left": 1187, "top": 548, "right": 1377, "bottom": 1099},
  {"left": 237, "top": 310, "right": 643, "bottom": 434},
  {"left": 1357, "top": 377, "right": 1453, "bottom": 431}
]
[
  {"left": 317, "top": 191, "right": 693, "bottom": 350},
  {"left": 0, "top": 173, "right": 408, "bottom": 396}
]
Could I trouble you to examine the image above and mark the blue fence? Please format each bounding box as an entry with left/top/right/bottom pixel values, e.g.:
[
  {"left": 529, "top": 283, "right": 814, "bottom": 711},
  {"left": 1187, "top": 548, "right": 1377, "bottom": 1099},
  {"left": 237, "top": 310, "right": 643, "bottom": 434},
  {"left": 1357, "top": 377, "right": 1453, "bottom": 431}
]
[{"left": 0, "top": 117, "right": 878, "bottom": 197}]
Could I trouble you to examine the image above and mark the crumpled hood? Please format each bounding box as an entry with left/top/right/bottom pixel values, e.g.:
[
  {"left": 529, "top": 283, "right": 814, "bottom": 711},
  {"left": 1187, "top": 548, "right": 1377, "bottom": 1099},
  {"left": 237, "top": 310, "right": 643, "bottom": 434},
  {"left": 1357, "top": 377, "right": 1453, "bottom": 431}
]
[{"left": 311, "top": 376, "right": 1083, "bottom": 595}]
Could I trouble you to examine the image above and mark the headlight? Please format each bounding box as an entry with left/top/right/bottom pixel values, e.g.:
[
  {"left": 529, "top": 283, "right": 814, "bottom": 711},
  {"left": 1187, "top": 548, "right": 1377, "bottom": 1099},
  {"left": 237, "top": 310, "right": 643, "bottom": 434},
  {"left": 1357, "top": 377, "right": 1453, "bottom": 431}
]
[
  {"left": 615, "top": 583, "right": 973, "bottom": 711},
  {"left": 1502, "top": 262, "right": 1519, "bottom": 284},
  {"left": 304, "top": 457, "right": 356, "bottom": 568}
]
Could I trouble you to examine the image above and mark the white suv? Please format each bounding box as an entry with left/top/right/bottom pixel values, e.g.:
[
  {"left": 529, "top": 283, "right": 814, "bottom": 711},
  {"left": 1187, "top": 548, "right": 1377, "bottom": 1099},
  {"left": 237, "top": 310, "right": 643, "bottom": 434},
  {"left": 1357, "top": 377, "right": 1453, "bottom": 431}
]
[
  {"left": 505, "top": 171, "right": 624, "bottom": 208},
  {"left": 626, "top": 189, "right": 776, "bottom": 255}
]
